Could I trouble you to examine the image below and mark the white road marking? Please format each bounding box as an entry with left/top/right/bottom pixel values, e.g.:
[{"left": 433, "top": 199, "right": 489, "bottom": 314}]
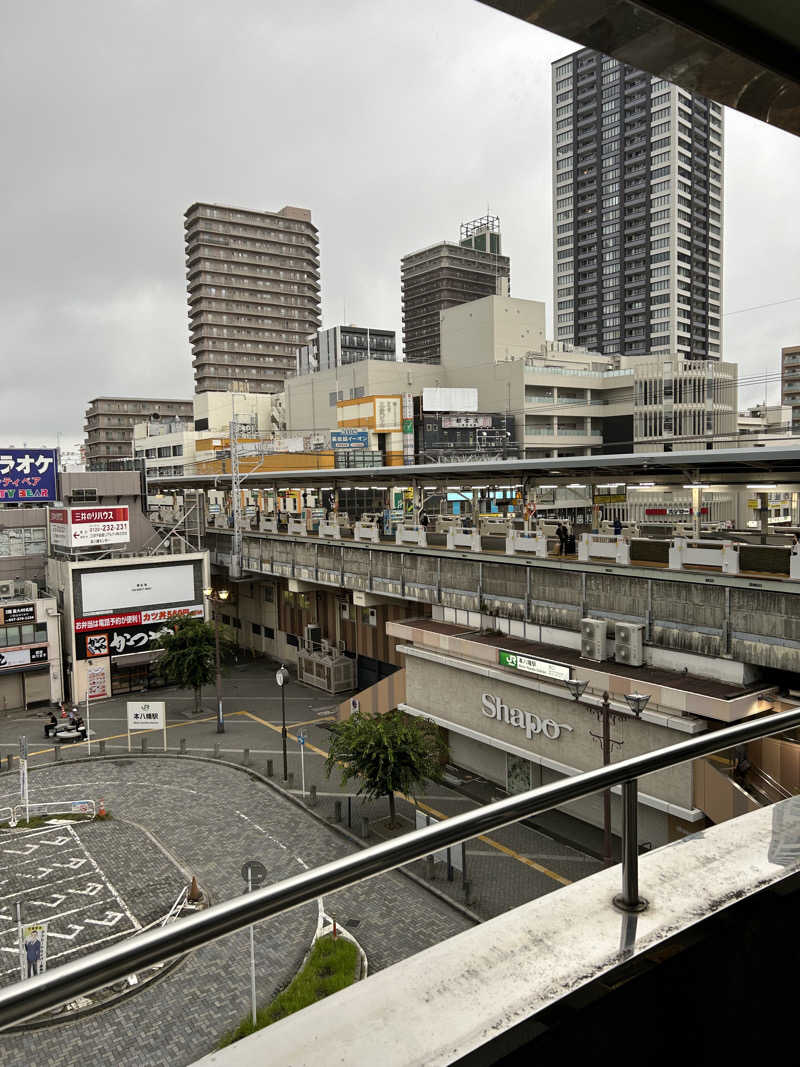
[{"left": 84, "top": 911, "right": 124, "bottom": 928}]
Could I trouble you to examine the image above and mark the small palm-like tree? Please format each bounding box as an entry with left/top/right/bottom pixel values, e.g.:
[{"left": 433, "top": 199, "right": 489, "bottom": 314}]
[
  {"left": 325, "top": 709, "right": 445, "bottom": 826},
  {"left": 152, "top": 617, "right": 233, "bottom": 714}
]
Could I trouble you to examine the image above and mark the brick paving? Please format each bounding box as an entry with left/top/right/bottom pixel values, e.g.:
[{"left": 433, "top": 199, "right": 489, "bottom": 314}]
[{"left": 0, "top": 756, "right": 471, "bottom": 1067}]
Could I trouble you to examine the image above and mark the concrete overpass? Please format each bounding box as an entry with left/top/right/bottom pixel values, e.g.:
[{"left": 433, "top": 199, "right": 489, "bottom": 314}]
[{"left": 479, "top": 0, "right": 800, "bottom": 137}]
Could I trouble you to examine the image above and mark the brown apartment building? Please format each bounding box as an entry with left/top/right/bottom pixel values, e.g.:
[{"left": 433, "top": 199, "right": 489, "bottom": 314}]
[{"left": 185, "top": 202, "right": 321, "bottom": 394}]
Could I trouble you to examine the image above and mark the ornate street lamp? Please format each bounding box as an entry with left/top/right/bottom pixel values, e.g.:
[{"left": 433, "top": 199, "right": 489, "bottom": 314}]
[
  {"left": 203, "top": 586, "right": 229, "bottom": 733},
  {"left": 276, "top": 664, "right": 290, "bottom": 782}
]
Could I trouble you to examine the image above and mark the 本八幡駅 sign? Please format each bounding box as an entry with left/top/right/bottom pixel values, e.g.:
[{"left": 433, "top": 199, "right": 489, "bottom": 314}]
[
  {"left": 498, "top": 650, "right": 570, "bottom": 683},
  {"left": 127, "top": 701, "right": 165, "bottom": 730},
  {"left": 49, "top": 506, "right": 130, "bottom": 548},
  {"left": 0, "top": 449, "right": 58, "bottom": 502}
]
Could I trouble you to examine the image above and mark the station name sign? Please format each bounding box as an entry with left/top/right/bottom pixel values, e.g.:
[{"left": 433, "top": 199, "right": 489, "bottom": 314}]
[
  {"left": 498, "top": 650, "right": 570, "bottom": 682},
  {"left": 481, "top": 692, "right": 574, "bottom": 741}
]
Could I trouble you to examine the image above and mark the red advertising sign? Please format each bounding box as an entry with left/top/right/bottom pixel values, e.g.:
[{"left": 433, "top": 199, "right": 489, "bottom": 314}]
[
  {"left": 74, "top": 605, "right": 203, "bottom": 634},
  {"left": 71, "top": 507, "right": 129, "bottom": 524}
]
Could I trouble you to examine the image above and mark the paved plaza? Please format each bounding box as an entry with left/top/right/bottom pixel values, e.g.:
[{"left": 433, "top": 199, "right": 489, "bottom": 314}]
[
  {"left": 0, "top": 659, "right": 604, "bottom": 1065},
  {"left": 0, "top": 756, "right": 473, "bottom": 1067}
]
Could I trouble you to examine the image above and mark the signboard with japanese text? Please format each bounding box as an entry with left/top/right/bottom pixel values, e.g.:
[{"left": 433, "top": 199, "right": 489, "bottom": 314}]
[
  {"left": 331, "top": 430, "right": 368, "bottom": 449},
  {"left": 0, "top": 449, "right": 58, "bottom": 502},
  {"left": 0, "top": 604, "right": 36, "bottom": 624},
  {"left": 80, "top": 562, "right": 196, "bottom": 615},
  {"left": 441, "top": 414, "right": 492, "bottom": 429},
  {"left": 74, "top": 605, "right": 204, "bottom": 634},
  {"left": 20, "top": 921, "right": 48, "bottom": 980},
  {"left": 86, "top": 661, "right": 107, "bottom": 699},
  {"left": 48, "top": 506, "right": 129, "bottom": 549},
  {"left": 127, "top": 701, "right": 165, "bottom": 730},
  {"left": 374, "top": 397, "right": 401, "bottom": 431},
  {"left": 77, "top": 623, "right": 171, "bottom": 660},
  {"left": 498, "top": 650, "right": 570, "bottom": 682},
  {"left": 0, "top": 647, "right": 47, "bottom": 670}
]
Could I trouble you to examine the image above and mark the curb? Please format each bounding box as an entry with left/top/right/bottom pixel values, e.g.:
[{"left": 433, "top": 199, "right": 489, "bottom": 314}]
[{"left": 7, "top": 752, "right": 483, "bottom": 926}]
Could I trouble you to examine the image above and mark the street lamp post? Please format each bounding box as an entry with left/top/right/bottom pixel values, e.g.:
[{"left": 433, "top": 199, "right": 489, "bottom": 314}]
[
  {"left": 203, "top": 587, "right": 229, "bottom": 734},
  {"left": 565, "top": 680, "right": 650, "bottom": 866},
  {"left": 276, "top": 664, "right": 290, "bottom": 782}
]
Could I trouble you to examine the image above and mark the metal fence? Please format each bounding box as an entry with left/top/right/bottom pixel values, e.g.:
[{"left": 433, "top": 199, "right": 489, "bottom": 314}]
[{"left": 1, "top": 705, "right": 800, "bottom": 1028}]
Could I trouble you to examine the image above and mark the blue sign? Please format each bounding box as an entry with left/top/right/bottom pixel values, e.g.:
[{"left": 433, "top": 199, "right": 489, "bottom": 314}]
[
  {"left": 0, "top": 449, "right": 58, "bottom": 502},
  {"left": 298, "top": 732, "right": 306, "bottom": 747},
  {"left": 331, "top": 430, "right": 368, "bottom": 450}
]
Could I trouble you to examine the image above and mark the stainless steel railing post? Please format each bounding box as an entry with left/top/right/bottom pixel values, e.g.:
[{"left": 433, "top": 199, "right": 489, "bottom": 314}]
[{"left": 614, "top": 778, "right": 647, "bottom": 912}]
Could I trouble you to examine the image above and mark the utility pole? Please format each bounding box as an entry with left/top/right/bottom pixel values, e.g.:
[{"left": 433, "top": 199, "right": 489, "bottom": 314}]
[{"left": 229, "top": 417, "right": 243, "bottom": 579}]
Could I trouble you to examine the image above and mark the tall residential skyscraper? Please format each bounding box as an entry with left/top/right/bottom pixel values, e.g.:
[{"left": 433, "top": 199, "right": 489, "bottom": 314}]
[
  {"left": 781, "top": 344, "right": 800, "bottom": 432},
  {"left": 401, "top": 216, "right": 510, "bottom": 364},
  {"left": 551, "top": 49, "right": 723, "bottom": 359},
  {"left": 185, "top": 203, "right": 321, "bottom": 394}
]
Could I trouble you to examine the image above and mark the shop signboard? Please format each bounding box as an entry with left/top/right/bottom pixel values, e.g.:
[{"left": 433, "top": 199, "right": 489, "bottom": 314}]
[
  {"left": 498, "top": 650, "right": 570, "bottom": 682},
  {"left": 0, "top": 647, "right": 47, "bottom": 670},
  {"left": 331, "top": 430, "right": 369, "bottom": 449},
  {"left": 0, "top": 604, "right": 36, "bottom": 624},
  {"left": 77, "top": 623, "right": 175, "bottom": 661},
  {"left": 49, "top": 506, "right": 129, "bottom": 549},
  {"left": 74, "top": 605, "right": 204, "bottom": 634},
  {"left": 0, "top": 449, "right": 58, "bottom": 502}
]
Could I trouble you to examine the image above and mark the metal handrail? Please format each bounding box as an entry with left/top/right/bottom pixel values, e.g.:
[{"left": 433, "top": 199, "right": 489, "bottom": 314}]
[{"left": 1, "top": 704, "right": 800, "bottom": 1028}]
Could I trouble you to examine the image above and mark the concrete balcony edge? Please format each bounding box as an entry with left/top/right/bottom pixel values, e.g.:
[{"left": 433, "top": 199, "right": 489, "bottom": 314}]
[{"left": 193, "top": 798, "right": 800, "bottom": 1067}]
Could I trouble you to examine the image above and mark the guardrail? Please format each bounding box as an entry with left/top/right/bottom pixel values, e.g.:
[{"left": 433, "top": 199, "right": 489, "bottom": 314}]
[
  {"left": 2, "top": 705, "right": 800, "bottom": 1028},
  {"left": 9, "top": 800, "right": 96, "bottom": 825}
]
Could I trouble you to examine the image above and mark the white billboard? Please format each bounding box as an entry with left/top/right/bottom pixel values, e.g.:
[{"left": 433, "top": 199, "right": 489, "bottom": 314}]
[
  {"left": 80, "top": 563, "right": 196, "bottom": 615},
  {"left": 422, "top": 387, "right": 478, "bottom": 413}
]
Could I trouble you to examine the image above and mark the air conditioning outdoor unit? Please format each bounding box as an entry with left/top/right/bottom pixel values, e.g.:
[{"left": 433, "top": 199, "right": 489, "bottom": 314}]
[
  {"left": 615, "top": 622, "right": 645, "bottom": 667},
  {"left": 24, "top": 581, "right": 38, "bottom": 601},
  {"left": 0, "top": 581, "right": 14, "bottom": 599},
  {"left": 581, "top": 617, "right": 608, "bottom": 662}
]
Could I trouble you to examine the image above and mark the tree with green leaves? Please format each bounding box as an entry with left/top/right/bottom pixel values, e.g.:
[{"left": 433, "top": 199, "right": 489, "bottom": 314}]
[
  {"left": 151, "top": 617, "right": 234, "bottom": 714},
  {"left": 325, "top": 709, "right": 445, "bottom": 826}
]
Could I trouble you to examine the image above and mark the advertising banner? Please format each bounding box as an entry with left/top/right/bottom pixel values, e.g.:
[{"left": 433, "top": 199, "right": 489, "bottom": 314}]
[
  {"left": 0, "top": 604, "right": 36, "bottom": 624},
  {"left": 0, "top": 647, "right": 47, "bottom": 670},
  {"left": 78, "top": 622, "right": 174, "bottom": 660},
  {"left": 20, "top": 922, "right": 48, "bottom": 980},
  {"left": 86, "top": 661, "right": 107, "bottom": 699},
  {"left": 80, "top": 563, "right": 196, "bottom": 615},
  {"left": 0, "top": 449, "right": 58, "bottom": 502},
  {"left": 74, "top": 605, "right": 203, "bottom": 634},
  {"left": 48, "top": 506, "right": 130, "bottom": 549},
  {"left": 331, "top": 430, "right": 369, "bottom": 449}
]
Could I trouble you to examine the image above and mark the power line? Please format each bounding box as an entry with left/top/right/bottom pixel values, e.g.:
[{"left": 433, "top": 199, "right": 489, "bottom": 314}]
[{"left": 725, "top": 296, "right": 800, "bottom": 315}]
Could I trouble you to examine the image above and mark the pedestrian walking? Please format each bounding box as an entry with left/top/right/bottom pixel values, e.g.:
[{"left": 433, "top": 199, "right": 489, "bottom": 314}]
[
  {"left": 613, "top": 517, "right": 622, "bottom": 536},
  {"left": 557, "top": 523, "right": 567, "bottom": 556}
]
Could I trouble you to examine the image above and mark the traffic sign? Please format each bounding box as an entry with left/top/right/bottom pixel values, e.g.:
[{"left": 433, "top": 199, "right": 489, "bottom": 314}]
[
  {"left": 298, "top": 732, "right": 306, "bottom": 747},
  {"left": 241, "top": 860, "right": 267, "bottom": 888}
]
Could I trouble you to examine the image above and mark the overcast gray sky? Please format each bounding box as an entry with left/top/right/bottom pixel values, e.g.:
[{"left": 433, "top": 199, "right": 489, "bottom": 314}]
[{"left": 2, "top": 0, "right": 799, "bottom": 448}]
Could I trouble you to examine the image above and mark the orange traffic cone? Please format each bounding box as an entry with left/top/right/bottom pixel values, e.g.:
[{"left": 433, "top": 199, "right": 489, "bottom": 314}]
[
  {"left": 60, "top": 706, "right": 66, "bottom": 719},
  {"left": 98, "top": 798, "right": 106, "bottom": 817}
]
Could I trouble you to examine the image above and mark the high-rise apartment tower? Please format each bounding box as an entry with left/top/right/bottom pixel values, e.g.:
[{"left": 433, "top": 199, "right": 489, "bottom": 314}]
[
  {"left": 401, "top": 216, "right": 510, "bottom": 364},
  {"left": 185, "top": 203, "right": 321, "bottom": 394},
  {"left": 551, "top": 49, "right": 723, "bottom": 358}
]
